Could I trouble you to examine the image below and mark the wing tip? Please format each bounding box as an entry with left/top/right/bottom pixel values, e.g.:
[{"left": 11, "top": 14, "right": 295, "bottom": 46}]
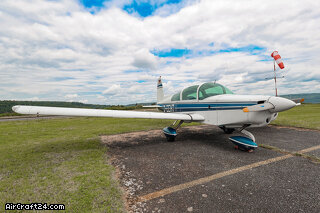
[{"left": 12, "top": 105, "right": 20, "bottom": 113}]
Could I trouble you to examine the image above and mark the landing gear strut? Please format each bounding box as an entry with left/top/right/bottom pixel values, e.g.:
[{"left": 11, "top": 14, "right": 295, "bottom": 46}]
[{"left": 163, "top": 120, "right": 184, "bottom": 142}]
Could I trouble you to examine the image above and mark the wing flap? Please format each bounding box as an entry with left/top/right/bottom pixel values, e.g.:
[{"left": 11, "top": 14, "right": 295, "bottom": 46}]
[{"left": 12, "top": 105, "right": 204, "bottom": 121}]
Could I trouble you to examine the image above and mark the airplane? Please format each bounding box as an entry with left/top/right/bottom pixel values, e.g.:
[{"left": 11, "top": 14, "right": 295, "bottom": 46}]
[{"left": 12, "top": 76, "right": 303, "bottom": 152}]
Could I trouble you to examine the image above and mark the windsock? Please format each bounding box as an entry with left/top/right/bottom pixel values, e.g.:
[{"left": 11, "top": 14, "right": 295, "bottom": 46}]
[{"left": 271, "top": 51, "right": 285, "bottom": 69}]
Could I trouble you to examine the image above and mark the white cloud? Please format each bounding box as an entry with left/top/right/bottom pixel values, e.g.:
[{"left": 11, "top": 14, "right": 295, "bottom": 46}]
[
  {"left": 79, "top": 99, "right": 88, "bottom": 104},
  {"left": 132, "top": 49, "right": 158, "bottom": 70},
  {"left": 0, "top": 0, "right": 319, "bottom": 105},
  {"left": 64, "top": 94, "right": 78, "bottom": 99},
  {"left": 102, "top": 84, "right": 121, "bottom": 95}
]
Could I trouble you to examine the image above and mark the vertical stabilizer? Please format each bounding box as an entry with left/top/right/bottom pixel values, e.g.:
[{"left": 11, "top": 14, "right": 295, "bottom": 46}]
[{"left": 157, "top": 76, "right": 164, "bottom": 103}]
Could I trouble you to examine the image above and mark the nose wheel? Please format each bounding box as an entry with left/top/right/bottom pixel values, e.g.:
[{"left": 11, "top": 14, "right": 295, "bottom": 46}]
[
  {"left": 234, "top": 144, "right": 255, "bottom": 152},
  {"left": 229, "top": 128, "right": 258, "bottom": 152}
]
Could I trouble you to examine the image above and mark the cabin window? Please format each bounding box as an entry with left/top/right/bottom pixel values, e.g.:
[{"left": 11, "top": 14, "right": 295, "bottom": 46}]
[
  {"left": 171, "top": 92, "right": 181, "bottom": 101},
  {"left": 182, "top": 85, "right": 199, "bottom": 100},
  {"left": 198, "top": 83, "right": 233, "bottom": 100}
]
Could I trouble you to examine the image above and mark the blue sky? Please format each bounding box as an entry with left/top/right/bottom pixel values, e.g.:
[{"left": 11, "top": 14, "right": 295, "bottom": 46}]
[
  {"left": 81, "top": 0, "right": 185, "bottom": 16},
  {"left": 151, "top": 45, "right": 267, "bottom": 59},
  {"left": 0, "top": 0, "right": 319, "bottom": 104},
  {"left": 81, "top": 0, "right": 107, "bottom": 8}
]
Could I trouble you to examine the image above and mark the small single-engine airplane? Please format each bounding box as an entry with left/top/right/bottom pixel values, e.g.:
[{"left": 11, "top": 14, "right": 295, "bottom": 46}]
[{"left": 12, "top": 77, "right": 303, "bottom": 152}]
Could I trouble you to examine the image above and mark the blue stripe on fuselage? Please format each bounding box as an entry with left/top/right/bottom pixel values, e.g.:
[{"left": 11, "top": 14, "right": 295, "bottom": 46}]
[{"left": 159, "top": 102, "right": 256, "bottom": 112}]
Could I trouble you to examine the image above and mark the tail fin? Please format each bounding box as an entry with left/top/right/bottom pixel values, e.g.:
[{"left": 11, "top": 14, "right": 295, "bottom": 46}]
[{"left": 157, "top": 76, "right": 164, "bottom": 103}]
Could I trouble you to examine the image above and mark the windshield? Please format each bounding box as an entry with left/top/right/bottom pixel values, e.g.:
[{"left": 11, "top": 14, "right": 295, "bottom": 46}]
[
  {"left": 182, "top": 85, "right": 199, "bottom": 100},
  {"left": 198, "top": 83, "right": 233, "bottom": 100},
  {"left": 171, "top": 92, "right": 181, "bottom": 101}
]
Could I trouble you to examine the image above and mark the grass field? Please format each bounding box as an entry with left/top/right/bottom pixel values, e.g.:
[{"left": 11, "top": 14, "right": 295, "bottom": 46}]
[
  {"left": 0, "top": 112, "right": 21, "bottom": 117},
  {"left": 271, "top": 103, "right": 320, "bottom": 130},
  {"left": 0, "top": 117, "right": 197, "bottom": 212}
]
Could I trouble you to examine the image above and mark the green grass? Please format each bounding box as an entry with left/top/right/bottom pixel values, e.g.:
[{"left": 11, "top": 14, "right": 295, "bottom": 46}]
[
  {"left": 271, "top": 103, "right": 320, "bottom": 130},
  {"left": 0, "top": 117, "right": 197, "bottom": 212},
  {"left": 0, "top": 112, "right": 21, "bottom": 117}
]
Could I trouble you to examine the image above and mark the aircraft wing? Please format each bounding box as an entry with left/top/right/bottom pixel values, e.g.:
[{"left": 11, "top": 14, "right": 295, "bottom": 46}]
[
  {"left": 142, "top": 105, "right": 162, "bottom": 108},
  {"left": 12, "top": 105, "right": 204, "bottom": 121}
]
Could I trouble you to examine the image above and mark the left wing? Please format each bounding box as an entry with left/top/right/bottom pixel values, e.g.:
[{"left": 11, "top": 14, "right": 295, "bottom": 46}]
[{"left": 12, "top": 105, "right": 204, "bottom": 121}]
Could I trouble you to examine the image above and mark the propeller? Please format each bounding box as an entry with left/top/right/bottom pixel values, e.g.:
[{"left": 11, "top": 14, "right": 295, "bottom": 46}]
[{"left": 243, "top": 97, "right": 297, "bottom": 113}]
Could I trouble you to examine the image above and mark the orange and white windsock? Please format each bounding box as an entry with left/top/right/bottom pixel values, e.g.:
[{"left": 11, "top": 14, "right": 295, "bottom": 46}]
[{"left": 271, "top": 51, "right": 285, "bottom": 69}]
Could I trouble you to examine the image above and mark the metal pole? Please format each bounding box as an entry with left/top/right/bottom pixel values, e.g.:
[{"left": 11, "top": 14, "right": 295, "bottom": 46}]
[{"left": 274, "top": 60, "right": 278, "bottom": 96}]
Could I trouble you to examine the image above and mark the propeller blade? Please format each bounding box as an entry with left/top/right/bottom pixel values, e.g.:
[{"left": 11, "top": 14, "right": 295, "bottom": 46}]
[{"left": 291, "top": 98, "right": 304, "bottom": 104}]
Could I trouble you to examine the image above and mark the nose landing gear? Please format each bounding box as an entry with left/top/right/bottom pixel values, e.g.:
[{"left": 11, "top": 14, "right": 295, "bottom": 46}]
[{"left": 229, "top": 128, "right": 258, "bottom": 152}]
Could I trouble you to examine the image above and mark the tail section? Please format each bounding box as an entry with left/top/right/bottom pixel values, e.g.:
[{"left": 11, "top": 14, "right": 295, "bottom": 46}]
[{"left": 157, "top": 76, "right": 164, "bottom": 103}]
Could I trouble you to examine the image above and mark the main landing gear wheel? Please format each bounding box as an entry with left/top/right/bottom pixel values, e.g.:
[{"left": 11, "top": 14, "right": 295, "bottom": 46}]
[
  {"left": 220, "top": 126, "right": 235, "bottom": 134},
  {"left": 163, "top": 127, "right": 177, "bottom": 142},
  {"left": 162, "top": 120, "right": 184, "bottom": 142},
  {"left": 165, "top": 134, "right": 176, "bottom": 142}
]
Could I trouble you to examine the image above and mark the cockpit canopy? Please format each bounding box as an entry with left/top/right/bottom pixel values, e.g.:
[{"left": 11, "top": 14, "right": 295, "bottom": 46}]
[{"left": 171, "top": 82, "right": 233, "bottom": 101}]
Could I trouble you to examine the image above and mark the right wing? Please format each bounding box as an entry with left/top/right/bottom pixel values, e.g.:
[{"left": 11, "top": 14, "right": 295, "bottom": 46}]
[{"left": 12, "top": 105, "right": 204, "bottom": 121}]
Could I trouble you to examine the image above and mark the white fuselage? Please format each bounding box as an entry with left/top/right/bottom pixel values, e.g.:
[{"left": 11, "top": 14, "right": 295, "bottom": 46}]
[{"left": 158, "top": 94, "right": 277, "bottom": 128}]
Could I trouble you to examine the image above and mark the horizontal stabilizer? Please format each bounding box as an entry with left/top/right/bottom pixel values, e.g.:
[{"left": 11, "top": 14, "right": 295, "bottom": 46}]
[
  {"left": 243, "top": 102, "right": 274, "bottom": 112},
  {"left": 12, "top": 105, "right": 204, "bottom": 121}
]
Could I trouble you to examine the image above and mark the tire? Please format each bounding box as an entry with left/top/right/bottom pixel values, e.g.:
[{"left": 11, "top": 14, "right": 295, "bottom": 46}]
[
  {"left": 220, "top": 126, "right": 235, "bottom": 134},
  {"left": 166, "top": 135, "right": 176, "bottom": 142}
]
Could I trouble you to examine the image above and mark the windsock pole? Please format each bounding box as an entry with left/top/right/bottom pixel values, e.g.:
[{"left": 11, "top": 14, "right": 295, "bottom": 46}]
[
  {"left": 274, "top": 60, "right": 278, "bottom": 96},
  {"left": 271, "top": 51, "right": 284, "bottom": 96}
]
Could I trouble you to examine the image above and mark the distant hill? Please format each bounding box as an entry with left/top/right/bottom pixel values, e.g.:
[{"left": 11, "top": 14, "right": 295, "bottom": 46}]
[
  {"left": 126, "top": 102, "right": 156, "bottom": 106},
  {"left": 280, "top": 93, "right": 320, "bottom": 103}
]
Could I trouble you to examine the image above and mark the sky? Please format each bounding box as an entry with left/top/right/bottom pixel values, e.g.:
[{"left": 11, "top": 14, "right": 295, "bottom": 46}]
[{"left": 0, "top": 0, "right": 320, "bottom": 105}]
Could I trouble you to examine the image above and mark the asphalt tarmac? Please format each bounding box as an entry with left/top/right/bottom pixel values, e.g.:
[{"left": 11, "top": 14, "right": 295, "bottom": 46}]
[{"left": 101, "top": 125, "right": 320, "bottom": 213}]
